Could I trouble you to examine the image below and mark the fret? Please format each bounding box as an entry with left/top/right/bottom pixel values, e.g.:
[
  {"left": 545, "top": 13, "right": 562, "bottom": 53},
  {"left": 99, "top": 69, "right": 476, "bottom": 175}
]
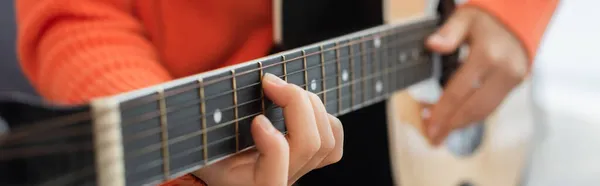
[
  {"left": 304, "top": 46, "right": 324, "bottom": 101},
  {"left": 157, "top": 89, "right": 171, "bottom": 180},
  {"left": 262, "top": 56, "right": 286, "bottom": 132},
  {"left": 234, "top": 63, "right": 263, "bottom": 150},
  {"left": 360, "top": 36, "right": 371, "bottom": 105},
  {"left": 202, "top": 72, "right": 236, "bottom": 160},
  {"left": 320, "top": 46, "right": 327, "bottom": 106},
  {"left": 231, "top": 70, "right": 239, "bottom": 152},
  {"left": 350, "top": 37, "right": 363, "bottom": 109},
  {"left": 385, "top": 32, "right": 394, "bottom": 96},
  {"left": 348, "top": 40, "right": 355, "bottom": 109},
  {"left": 395, "top": 36, "right": 408, "bottom": 91},
  {"left": 282, "top": 56, "right": 288, "bottom": 82},
  {"left": 371, "top": 34, "right": 385, "bottom": 101},
  {"left": 335, "top": 41, "right": 342, "bottom": 114},
  {"left": 283, "top": 51, "right": 307, "bottom": 88},
  {"left": 389, "top": 30, "right": 399, "bottom": 92},
  {"left": 259, "top": 62, "right": 265, "bottom": 113},
  {"left": 302, "top": 50, "right": 309, "bottom": 90},
  {"left": 198, "top": 78, "right": 208, "bottom": 165},
  {"left": 119, "top": 94, "right": 164, "bottom": 185},
  {"left": 322, "top": 43, "right": 337, "bottom": 113},
  {"left": 337, "top": 40, "right": 352, "bottom": 113}
]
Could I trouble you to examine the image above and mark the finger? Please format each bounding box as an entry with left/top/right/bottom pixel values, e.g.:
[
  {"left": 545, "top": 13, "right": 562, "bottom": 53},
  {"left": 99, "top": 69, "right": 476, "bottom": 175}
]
[
  {"left": 317, "top": 114, "right": 344, "bottom": 168},
  {"left": 425, "top": 47, "right": 490, "bottom": 144},
  {"left": 426, "top": 7, "right": 477, "bottom": 54},
  {"left": 261, "top": 73, "right": 321, "bottom": 178},
  {"left": 252, "top": 115, "right": 290, "bottom": 186},
  {"left": 289, "top": 93, "right": 335, "bottom": 183},
  {"left": 433, "top": 70, "right": 520, "bottom": 144}
]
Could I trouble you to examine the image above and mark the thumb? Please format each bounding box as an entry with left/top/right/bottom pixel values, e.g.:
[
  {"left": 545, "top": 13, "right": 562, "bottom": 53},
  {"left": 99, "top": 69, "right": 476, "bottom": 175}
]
[
  {"left": 426, "top": 8, "right": 476, "bottom": 54},
  {"left": 251, "top": 115, "right": 289, "bottom": 186}
]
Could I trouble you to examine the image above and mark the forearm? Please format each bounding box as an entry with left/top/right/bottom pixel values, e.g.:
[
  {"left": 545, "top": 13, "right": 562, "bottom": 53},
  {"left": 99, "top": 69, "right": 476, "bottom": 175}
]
[
  {"left": 463, "top": 0, "right": 560, "bottom": 62},
  {"left": 16, "top": 0, "right": 172, "bottom": 104}
]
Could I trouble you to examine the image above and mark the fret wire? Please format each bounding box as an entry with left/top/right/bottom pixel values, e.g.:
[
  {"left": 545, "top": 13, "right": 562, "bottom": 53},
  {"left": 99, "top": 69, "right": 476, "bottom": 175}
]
[
  {"left": 31, "top": 23, "right": 436, "bottom": 126},
  {"left": 8, "top": 42, "right": 426, "bottom": 150},
  {"left": 198, "top": 77, "right": 208, "bottom": 164},
  {"left": 349, "top": 41, "right": 355, "bottom": 108},
  {"left": 282, "top": 56, "right": 288, "bottom": 82},
  {"left": 258, "top": 61, "right": 266, "bottom": 113},
  {"left": 121, "top": 47, "right": 388, "bottom": 131},
  {"left": 12, "top": 41, "right": 429, "bottom": 149},
  {"left": 335, "top": 42, "right": 342, "bottom": 114},
  {"left": 12, "top": 41, "right": 426, "bottom": 147},
  {"left": 320, "top": 45, "right": 327, "bottom": 103},
  {"left": 389, "top": 32, "right": 397, "bottom": 93},
  {"left": 5, "top": 60, "right": 428, "bottom": 162},
  {"left": 126, "top": 61, "right": 424, "bottom": 159},
  {"left": 302, "top": 50, "right": 309, "bottom": 90},
  {"left": 383, "top": 31, "right": 391, "bottom": 97},
  {"left": 122, "top": 59, "right": 427, "bottom": 147},
  {"left": 231, "top": 69, "right": 240, "bottom": 152},
  {"left": 360, "top": 36, "right": 367, "bottom": 106},
  {"left": 371, "top": 34, "right": 384, "bottom": 103},
  {"left": 157, "top": 88, "right": 171, "bottom": 179}
]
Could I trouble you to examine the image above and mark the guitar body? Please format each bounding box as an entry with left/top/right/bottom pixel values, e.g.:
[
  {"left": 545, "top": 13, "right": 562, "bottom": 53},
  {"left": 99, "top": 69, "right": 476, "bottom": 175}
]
[{"left": 276, "top": 0, "right": 534, "bottom": 186}]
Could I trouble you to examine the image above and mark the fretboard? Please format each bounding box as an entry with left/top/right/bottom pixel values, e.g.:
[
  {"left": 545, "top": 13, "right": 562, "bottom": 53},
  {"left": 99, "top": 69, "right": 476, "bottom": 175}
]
[{"left": 112, "top": 16, "right": 439, "bottom": 185}]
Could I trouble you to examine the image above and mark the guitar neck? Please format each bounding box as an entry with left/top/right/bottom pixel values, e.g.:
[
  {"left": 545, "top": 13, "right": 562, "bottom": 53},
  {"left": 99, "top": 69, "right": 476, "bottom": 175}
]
[{"left": 88, "top": 15, "right": 440, "bottom": 186}]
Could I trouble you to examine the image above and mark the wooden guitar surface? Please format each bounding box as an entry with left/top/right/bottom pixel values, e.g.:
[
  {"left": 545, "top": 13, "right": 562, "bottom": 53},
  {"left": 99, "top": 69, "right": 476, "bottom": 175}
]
[{"left": 385, "top": 79, "right": 534, "bottom": 186}]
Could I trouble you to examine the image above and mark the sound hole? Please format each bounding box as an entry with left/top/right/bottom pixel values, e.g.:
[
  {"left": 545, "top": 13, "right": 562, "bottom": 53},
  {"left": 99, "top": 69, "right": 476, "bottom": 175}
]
[
  {"left": 458, "top": 180, "right": 474, "bottom": 186},
  {"left": 444, "top": 121, "right": 485, "bottom": 157}
]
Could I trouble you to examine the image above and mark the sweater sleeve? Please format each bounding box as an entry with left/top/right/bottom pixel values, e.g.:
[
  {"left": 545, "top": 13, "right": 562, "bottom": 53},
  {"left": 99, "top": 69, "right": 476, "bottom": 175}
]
[
  {"left": 462, "top": 0, "right": 560, "bottom": 63},
  {"left": 16, "top": 0, "right": 173, "bottom": 105}
]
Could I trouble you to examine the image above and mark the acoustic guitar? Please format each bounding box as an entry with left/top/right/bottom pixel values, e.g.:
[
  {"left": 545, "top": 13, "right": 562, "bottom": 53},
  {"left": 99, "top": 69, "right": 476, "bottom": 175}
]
[{"left": 0, "top": 0, "right": 533, "bottom": 185}]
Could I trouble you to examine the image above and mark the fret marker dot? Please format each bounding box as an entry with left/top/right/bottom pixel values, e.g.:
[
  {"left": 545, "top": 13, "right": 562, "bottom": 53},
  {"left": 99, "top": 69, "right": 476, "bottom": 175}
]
[
  {"left": 411, "top": 49, "right": 420, "bottom": 59},
  {"left": 310, "top": 79, "right": 317, "bottom": 91},
  {"left": 342, "top": 69, "right": 349, "bottom": 82},
  {"left": 213, "top": 108, "right": 222, "bottom": 123},
  {"left": 375, "top": 80, "right": 383, "bottom": 93},
  {"left": 374, "top": 37, "right": 381, "bottom": 48},
  {"left": 399, "top": 53, "right": 407, "bottom": 62}
]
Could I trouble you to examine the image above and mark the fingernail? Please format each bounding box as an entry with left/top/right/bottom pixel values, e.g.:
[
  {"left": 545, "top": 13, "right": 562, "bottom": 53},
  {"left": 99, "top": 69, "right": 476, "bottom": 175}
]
[
  {"left": 256, "top": 115, "right": 277, "bottom": 134},
  {"left": 428, "top": 34, "right": 447, "bottom": 45},
  {"left": 263, "top": 73, "right": 287, "bottom": 87}
]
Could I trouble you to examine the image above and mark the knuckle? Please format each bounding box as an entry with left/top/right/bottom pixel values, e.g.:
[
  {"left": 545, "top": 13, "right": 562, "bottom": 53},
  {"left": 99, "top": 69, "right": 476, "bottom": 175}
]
[
  {"left": 506, "top": 58, "right": 528, "bottom": 80},
  {"left": 482, "top": 48, "right": 505, "bottom": 67},
  {"left": 319, "top": 137, "right": 336, "bottom": 155},
  {"left": 329, "top": 151, "right": 343, "bottom": 164},
  {"left": 308, "top": 92, "right": 322, "bottom": 103},
  {"left": 298, "top": 140, "right": 321, "bottom": 161}
]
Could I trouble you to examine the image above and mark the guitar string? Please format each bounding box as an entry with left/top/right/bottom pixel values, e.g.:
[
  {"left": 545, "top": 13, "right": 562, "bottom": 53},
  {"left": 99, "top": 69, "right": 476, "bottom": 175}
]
[
  {"left": 119, "top": 24, "right": 436, "bottom": 109},
  {"left": 124, "top": 62, "right": 427, "bottom": 160},
  {"left": 1, "top": 33, "right": 431, "bottom": 144},
  {"left": 4, "top": 49, "right": 425, "bottom": 147},
  {"left": 0, "top": 61, "right": 428, "bottom": 185},
  {"left": 1, "top": 23, "right": 436, "bottom": 138},
  {"left": 9, "top": 59, "right": 429, "bottom": 185},
  {"left": 0, "top": 40, "right": 402, "bottom": 144},
  {"left": 0, "top": 59, "right": 430, "bottom": 160},
  {"left": 0, "top": 61, "right": 430, "bottom": 186}
]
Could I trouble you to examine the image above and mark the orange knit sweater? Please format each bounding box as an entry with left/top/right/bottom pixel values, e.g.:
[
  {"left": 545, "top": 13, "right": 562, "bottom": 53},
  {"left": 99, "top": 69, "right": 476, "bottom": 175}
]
[{"left": 15, "top": 0, "right": 558, "bottom": 185}]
